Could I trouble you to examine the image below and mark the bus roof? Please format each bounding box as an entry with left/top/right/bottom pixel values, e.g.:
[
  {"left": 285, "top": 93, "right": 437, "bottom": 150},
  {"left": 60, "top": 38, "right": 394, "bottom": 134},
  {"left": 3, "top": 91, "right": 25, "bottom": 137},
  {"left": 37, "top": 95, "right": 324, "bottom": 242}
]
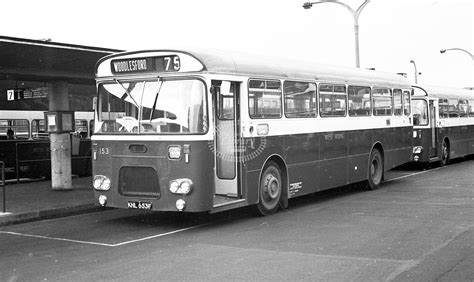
[
  {"left": 96, "top": 49, "right": 411, "bottom": 88},
  {"left": 414, "top": 85, "right": 474, "bottom": 100}
]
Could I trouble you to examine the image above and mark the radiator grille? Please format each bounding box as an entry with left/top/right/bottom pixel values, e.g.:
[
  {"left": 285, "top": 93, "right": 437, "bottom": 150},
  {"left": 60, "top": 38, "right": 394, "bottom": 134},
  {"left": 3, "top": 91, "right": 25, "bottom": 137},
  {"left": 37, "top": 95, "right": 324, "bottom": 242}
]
[{"left": 118, "top": 166, "right": 160, "bottom": 198}]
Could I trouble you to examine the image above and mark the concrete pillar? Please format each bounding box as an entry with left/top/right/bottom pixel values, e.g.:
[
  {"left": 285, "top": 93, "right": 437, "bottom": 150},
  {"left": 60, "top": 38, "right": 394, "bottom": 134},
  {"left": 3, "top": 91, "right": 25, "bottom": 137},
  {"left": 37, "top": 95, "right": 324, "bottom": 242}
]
[{"left": 48, "top": 81, "right": 72, "bottom": 190}]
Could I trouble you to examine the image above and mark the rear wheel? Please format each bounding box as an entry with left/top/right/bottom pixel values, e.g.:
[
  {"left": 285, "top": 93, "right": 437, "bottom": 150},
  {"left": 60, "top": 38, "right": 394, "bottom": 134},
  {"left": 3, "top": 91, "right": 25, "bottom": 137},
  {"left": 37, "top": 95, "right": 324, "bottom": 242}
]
[
  {"left": 255, "top": 161, "right": 282, "bottom": 216},
  {"left": 440, "top": 139, "right": 449, "bottom": 166},
  {"left": 367, "top": 148, "right": 383, "bottom": 190}
]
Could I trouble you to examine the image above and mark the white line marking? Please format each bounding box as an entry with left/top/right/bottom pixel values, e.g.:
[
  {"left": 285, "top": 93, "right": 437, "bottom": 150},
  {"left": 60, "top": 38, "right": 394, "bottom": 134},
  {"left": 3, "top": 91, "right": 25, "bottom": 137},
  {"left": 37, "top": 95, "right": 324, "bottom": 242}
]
[
  {"left": 0, "top": 231, "right": 115, "bottom": 247},
  {"left": 385, "top": 166, "right": 442, "bottom": 183},
  {"left": 112, "top": 224, "right": 206, "bottom": 246},
  {"left": 0, "top": 224, "right": 206, "bottom": 247}
]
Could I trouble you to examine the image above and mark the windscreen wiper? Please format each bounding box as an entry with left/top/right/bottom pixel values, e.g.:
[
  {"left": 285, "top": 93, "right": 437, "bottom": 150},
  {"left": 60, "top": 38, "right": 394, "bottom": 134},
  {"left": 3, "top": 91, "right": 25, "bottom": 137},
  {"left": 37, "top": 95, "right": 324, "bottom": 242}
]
[{"left": 114, "top": 78, "right": 139, "bottom": 107}]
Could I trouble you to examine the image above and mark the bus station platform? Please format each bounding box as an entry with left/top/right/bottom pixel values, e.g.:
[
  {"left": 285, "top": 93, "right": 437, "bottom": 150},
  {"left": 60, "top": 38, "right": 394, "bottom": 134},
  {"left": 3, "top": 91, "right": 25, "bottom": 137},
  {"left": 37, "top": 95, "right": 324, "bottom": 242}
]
[{"left": 0, "top": 176, "right": 98, "bottom": 226}]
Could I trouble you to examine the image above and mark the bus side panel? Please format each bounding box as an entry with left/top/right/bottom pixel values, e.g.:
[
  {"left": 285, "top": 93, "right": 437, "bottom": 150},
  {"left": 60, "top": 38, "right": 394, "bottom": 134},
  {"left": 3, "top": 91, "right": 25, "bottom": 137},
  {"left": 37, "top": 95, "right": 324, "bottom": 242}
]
[
  {"left": 244, "top": 135, "right": 286, "bottom": 205},
  {"left": 469, "top": 124, "right": 474, "bottom": 155},
  {"left": 92, "top": 140, "right": 214, "bottom": 212},
  {"left": 0, "top": 140, "right": 20, "bottom": 179},
  {"left": 16, "top": 141, "right": 51, "bottom": 179},
  {"left": 451, "top": 125, "right": 469, "bottom": 158},
  {"left": 285, "top": 133, "right": 320, "bottom": 197},
  {"left": 319, "top": 130, "right": 348, "bottom": 190},
  {"left": 385, "top": 127, "right": 412, "bottom": 170},
  {"left": 372, "top": 127, "right": 395, "bottom": 170},
  {"left": 442, "top": 126, "right": 460, "bottom": 158},
  {"left": 347, "top": 129, "right": 372, "bottom": 184}
]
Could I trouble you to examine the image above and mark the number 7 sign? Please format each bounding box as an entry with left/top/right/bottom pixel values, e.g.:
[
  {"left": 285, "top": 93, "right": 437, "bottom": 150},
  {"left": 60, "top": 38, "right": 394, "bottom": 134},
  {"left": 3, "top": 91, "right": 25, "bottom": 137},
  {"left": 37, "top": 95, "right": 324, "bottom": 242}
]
[{"left": 7, "top": 90, "right": 15, "bottom": 101}]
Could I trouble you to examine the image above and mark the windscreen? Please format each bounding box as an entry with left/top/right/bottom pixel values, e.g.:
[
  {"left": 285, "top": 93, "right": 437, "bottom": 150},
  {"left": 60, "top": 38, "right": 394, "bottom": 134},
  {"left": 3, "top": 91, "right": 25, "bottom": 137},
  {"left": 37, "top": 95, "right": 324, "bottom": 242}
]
[
  {"left": 95, "top": 79, "right": 207, "bottom": 134},
  {"left": 412, "top": 99, "right": 428, "bottom": 126}
]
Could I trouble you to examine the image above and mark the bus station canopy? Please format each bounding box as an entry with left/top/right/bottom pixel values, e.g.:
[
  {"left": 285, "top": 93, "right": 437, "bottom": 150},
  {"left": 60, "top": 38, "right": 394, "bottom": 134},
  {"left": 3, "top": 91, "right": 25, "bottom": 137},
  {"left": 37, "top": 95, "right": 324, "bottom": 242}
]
[{"left": 0, "top": 36, "right": 121, "bottom": 84}]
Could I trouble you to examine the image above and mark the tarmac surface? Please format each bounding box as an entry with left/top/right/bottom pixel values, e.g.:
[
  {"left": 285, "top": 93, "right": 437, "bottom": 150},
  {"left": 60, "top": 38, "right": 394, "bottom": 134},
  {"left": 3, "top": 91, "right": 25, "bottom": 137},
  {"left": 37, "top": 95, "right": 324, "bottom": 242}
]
[
  {"left": 0, "top": 161, "right": 473, "bottom": 280},
  {"left": 0, "top": 176, "right": 96, "bottom": 226}
]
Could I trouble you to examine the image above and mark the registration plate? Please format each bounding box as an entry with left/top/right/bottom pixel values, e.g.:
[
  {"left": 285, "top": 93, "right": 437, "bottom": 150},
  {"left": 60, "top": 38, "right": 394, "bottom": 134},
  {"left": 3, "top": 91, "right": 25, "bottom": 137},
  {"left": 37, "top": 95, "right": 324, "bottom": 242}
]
[{"left": 127, "top": 201, "right": 152, "bottom": 210}]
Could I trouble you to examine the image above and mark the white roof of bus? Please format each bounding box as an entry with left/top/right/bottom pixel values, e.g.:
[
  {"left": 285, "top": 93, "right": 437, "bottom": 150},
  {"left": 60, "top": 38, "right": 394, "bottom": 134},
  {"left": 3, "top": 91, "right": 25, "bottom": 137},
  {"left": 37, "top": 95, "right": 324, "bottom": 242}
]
[
  {"left": 414, "top": 85, "right": 474, "bottom": 100},
  {"left": 97, "top": 49, "right": 411, "bottom": 88}
]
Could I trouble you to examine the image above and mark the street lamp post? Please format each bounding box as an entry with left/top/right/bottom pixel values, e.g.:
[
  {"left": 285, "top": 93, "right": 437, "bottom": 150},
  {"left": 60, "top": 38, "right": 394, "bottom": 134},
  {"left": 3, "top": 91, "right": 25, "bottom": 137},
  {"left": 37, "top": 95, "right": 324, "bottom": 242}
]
[
  {"left": 409, "top": 60, "right": 420, "bottom": 84},
  {"left": 303, "top": 0, "right": 371, "bottom": 68},
  {"left": 440, "top": 48, "right": 474, "bottom": 61}
]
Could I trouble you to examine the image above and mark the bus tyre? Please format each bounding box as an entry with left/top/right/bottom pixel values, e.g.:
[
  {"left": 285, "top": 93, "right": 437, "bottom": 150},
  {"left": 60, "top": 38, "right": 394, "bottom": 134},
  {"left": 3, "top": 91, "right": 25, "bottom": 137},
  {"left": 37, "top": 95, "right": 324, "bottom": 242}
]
[
  {"left": 255, "top": 161, "right": 282, "bottom": 216},
  {"left": 367, "top": 148, "right": 383, "bottom": 190},
  {"left": 440, "top": 140, "right": 449, "bottom": 167}
]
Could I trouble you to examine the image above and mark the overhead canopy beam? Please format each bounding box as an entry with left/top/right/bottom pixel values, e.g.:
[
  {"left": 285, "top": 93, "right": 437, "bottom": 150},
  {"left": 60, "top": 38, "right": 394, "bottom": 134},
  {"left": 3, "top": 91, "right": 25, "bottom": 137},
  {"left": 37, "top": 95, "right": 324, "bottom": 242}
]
[{"left": 0, "top": 36, "right": 122, "bottom": 83}]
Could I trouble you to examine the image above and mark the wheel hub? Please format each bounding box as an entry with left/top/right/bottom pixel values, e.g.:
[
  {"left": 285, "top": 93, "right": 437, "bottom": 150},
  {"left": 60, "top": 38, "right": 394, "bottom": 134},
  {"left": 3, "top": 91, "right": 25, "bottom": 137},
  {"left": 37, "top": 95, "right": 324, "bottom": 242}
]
[{"left": 264, "top": 175, "right": 280, "bottom": 200}]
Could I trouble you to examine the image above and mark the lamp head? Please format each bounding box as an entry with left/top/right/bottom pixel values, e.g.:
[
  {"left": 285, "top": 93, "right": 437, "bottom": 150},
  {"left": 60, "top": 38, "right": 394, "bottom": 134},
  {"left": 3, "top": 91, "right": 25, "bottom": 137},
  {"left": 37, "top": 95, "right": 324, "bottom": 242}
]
[
  {"left": 440, "top": 49, "right": 446, "bottom": 54},
  {"left": 303, "top": 2, "right": 313, "bottom": 9}
]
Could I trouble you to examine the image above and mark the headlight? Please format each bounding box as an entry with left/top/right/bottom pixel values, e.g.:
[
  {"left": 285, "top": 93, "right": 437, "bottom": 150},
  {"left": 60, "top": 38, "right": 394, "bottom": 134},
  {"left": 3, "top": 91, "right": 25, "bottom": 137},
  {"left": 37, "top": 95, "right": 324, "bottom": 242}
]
[
  {"left": 93, "top": 175, "right": 111, "bottom": 191},
  {"left": 179, "top": 181, "right": 192, "bottom": 194},
  {"left": 413, "top": 131, "right": 417, "bottom": 138},
  {"left": 169, "top": 180, "right": 180, "bottom": 193},
  {"left": 176, "top": 199, "right": 186, "bottom": 211},
  {"left": 98, "top": 195, "right": 107, "bottom": 206},
  {"left": 168, "top": 145, "right": 182, "bottom": 159},
  {"left": 413, "top": 146, "right": 423, "bottom": 154},
  {"left": 169, "top": 178, "right": 193, "bottom": 195}
]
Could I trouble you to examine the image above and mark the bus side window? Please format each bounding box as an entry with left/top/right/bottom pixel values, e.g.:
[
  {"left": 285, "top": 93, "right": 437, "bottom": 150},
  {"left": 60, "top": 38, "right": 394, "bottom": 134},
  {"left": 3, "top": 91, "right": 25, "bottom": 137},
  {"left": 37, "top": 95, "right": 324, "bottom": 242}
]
[
  {"left": 319, "top": 84, "right": 346, "bottom": 117},
  {"left": 248, "top": 79, "right": 282, "bottom": 119},
  {"left": 469, "top": 100, "right": 474, "bottom": 117},
  {"left": 75, "top": 119, "right": 89, "bottom": 138},
  {"left": 403, "top": 90, "right": 411, "bottom": 116},
  {"left": 439, "top": 98, "right": 449, "bottom": 118},
  {"left": 458, "top": 99, "right": 469, "bottom": 117},
  {"left": 348, "top": 85, "right": 371, "bottom": 116},
  {"left": 372, "top": 88, "right": 392, "bottom": 116},
  {"left": 2, "top": 119, "right": 30, "bottom": 139},
  {"left": 32, "top": 119, "right": 48, "bottom": 139},
  {"left": 448, "top": 98, "right": 459, "bottom": 118},
  {"left": 284, "top": 81, "right": 317, "bottom": 118},
  {"left": 393, "top": 89, "right": 403, "bottom": 116}
]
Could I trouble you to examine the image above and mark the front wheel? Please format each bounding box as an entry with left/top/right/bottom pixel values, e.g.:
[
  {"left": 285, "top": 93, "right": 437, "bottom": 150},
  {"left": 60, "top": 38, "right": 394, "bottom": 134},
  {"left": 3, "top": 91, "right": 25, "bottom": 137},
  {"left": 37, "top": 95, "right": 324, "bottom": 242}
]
[
  {"left": 367, "top": 148, "right": 383, "bottom": 190},
  {"left": 254, "top": 161, "right": 282, "bottom": 216}
]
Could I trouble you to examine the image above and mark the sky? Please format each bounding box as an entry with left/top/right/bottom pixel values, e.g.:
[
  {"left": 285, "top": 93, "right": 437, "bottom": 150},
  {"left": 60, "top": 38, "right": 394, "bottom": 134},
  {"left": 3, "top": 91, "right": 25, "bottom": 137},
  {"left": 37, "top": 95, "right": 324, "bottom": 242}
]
[{"left": 2, "top": 0, "right": 473, "bottom": 87}]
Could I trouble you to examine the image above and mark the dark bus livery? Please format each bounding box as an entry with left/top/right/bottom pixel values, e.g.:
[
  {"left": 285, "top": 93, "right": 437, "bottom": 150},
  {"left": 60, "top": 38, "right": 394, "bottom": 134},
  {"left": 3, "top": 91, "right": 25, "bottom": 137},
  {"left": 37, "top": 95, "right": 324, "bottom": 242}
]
[
  {"left": 0, "top": 110, "right": 93, "bottom": 181},
  {"left": 412, "top": 85, "right": 474, "bottom": 165},
  {"left": 92, "top": 49, "right": 413, "bottom": 215}
]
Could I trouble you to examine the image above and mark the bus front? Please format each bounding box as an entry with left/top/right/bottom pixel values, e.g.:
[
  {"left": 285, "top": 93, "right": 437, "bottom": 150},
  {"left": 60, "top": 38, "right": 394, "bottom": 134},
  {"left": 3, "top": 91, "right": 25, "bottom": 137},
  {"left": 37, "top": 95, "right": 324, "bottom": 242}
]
[{"left": 92, "top": 51, "right": 214, "bottom": 212}]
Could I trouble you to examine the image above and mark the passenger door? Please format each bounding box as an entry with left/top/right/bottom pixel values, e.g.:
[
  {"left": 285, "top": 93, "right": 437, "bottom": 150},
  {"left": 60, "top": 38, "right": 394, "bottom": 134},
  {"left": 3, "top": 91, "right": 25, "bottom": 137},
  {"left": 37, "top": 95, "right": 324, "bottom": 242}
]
[
  {"left": 429, "top": 99, "right": 438, "bottom": 158},
  {"left": 213, "top": 81, "right": 240, "bottom": 197}
]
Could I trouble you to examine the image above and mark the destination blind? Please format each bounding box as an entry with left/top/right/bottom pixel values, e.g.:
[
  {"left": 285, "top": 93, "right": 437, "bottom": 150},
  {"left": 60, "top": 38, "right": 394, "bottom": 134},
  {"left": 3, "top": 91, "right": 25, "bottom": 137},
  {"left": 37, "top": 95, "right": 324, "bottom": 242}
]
[{"left": 111, "top": 55, "right": 181, "bottom": 74}]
